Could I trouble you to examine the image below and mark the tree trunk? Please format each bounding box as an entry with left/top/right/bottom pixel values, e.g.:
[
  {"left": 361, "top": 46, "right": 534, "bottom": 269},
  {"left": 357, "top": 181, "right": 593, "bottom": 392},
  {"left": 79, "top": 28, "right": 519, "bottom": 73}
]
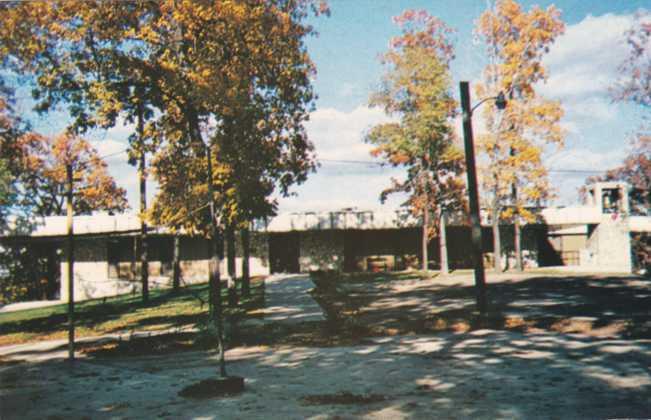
[
  {"left": 514, "top": 217, "right": 523, "bottom": 271},
  {"left": 139, "top": 149, "right": 149, "bottom": 303},
  {"left": 422, "top": 207, "right": 429, "bottom": 272},
  {"left": 241, "top": 226, "right": 250, "bottom": 297},
  {"left": 132, "top": 237, "right": 138, "bottom": 280},
  {"left": 439, "top": 211, "right": 449, "bottom": 275},
  {"left": 226, "top": 225, "right": 237, "bottom": 306},
  {"left": 492, "top": 208, "right": 501, "bottom": 272},
  {"left": 205, "top": 138, "right": 226, "bottom": 378},
  {"left": 66, "top": 163, "right": 75, "bottom": 361},
  {"left": 172, "top": 235, "right": 181, "bottom": 291},
  {"left": 138, "top": 104, "right": 149, "bottom": 304},
  {"left": 512, "top": 181, "right": 523, "bottom": 272},
  {"left": 209, "top": 226, "right": 225, "bottom": 376}
]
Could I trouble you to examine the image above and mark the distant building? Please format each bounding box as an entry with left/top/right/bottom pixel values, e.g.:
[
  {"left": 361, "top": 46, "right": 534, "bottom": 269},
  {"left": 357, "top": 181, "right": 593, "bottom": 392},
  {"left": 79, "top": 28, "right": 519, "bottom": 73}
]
[
  {"left": 542, "top": 181, "right": 650, "bottom": 273},
  {"left": 2, "top": 182, "right": 649, "bottom": 302},
  {"left": 1, "top": 215, "right": 268, "bottom": 301}
]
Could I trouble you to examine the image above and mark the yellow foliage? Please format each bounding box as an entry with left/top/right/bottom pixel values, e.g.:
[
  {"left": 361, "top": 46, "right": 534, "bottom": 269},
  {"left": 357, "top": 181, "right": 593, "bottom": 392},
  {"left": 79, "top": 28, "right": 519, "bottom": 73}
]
[{"left": 476, "top": 0, "right": 565, "bottom": 220}]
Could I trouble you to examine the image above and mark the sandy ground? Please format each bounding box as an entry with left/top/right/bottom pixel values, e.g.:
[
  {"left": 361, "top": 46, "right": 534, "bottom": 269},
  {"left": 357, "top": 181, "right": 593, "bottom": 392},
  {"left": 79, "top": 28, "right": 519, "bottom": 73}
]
[{"left": 1, "top": 273, "right": 650, "bottom": 419}]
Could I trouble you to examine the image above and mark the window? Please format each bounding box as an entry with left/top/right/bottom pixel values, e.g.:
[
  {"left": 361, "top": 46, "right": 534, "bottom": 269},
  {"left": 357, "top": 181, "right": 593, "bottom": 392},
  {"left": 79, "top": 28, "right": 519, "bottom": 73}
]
[{"left": 107, "top": 238, "right": 135, "bottom": 279}]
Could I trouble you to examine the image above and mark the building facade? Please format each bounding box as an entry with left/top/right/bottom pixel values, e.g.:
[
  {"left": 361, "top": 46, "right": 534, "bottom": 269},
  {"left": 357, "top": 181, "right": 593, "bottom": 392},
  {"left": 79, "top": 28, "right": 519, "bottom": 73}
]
[{"left": 2, "top": 182, "right": 648, "bottom": 302}]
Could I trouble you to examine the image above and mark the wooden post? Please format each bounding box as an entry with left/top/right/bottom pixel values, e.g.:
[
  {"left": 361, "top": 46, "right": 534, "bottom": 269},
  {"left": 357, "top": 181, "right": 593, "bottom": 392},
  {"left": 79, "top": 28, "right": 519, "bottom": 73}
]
[
  {"left": 460, "top": 81, "right": 487, "bottom": 315},
  {"left": 241, "top": 226, "right": 250, "bottom": 297},
  {"left": 226, "top": 225, "right": 237, "bottom": 306},
  {"left": 439, "top": 211, "right": 449, "bottom": 275},
  {"left": 66, "top": 163, "right": 75, "bottom": 361},
  {"left": 172, "top": 235, "right": 181, "bottom": 291},
  {"left": 422, "top": 206, "right": 429, "bottom": 272}
]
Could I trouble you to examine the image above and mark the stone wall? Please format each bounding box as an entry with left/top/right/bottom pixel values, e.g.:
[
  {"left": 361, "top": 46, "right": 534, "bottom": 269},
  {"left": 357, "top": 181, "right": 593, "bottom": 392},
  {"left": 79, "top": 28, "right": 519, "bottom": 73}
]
[
  {"left": 585, "top": 215, "right": 632, "bottom": 272},
  {"left": 298, "top": 230, "right": 344, "bottom": 272},
  {"left": 61, "top": 238, "right": 114, "bottom": 301}
]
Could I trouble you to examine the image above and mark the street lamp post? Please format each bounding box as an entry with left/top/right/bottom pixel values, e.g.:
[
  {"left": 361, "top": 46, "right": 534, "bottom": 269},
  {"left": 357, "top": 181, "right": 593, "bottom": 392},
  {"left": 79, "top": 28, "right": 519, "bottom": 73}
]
[{"left": 459, "top": 81, "right": 506, "bottom": 316}]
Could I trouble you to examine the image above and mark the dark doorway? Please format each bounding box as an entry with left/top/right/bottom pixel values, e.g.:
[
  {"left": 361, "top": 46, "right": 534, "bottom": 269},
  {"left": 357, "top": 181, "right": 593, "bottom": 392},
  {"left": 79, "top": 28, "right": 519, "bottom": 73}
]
[{"left": 269, "top": 232, "right": 300, "bottom": 273}]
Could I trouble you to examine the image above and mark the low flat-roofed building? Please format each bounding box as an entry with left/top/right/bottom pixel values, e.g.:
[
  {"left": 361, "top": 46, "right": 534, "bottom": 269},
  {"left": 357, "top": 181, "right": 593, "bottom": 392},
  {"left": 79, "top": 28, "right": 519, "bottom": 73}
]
[{"left": 2, "top": 182, "right": 649, "bottom": 302}]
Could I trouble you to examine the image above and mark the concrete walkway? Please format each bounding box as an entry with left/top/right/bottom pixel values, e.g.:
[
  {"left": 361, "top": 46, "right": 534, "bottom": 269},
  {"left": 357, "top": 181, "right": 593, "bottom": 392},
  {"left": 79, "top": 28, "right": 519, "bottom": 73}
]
[
  {"left": 258, "top": 273, "right": 325, "bottom": 324},
  {"left": 0, "top": 300, "right": 63, "bottom": 313}
]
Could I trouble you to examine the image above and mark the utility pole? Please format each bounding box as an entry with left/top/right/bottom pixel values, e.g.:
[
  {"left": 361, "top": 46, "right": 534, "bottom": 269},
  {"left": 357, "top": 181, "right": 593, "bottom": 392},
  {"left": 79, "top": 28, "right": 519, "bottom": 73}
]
[
  {"left": 460, "top": 81, "right": 488, "bottom": 315},
  {"left": 509, "top": 88, "right": 523, "bottom": 272},
  {"left": 66, "top": 163, "right": 75, "bottom": 362}
]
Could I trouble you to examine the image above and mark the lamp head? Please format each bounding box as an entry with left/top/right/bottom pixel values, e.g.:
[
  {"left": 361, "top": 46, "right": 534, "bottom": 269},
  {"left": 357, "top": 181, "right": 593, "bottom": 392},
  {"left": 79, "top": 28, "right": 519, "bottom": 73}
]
[{"left": 495, "top": 91, "right": 507, "bottom": 110}]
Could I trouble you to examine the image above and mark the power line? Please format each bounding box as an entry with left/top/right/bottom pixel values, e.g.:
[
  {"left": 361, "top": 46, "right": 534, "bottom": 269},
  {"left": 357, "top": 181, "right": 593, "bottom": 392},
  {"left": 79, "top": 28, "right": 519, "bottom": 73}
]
[
  {"left": 319, "top": 158, "right": 385, "bottom": 166},
  {"left": 318, "top": 158, "right": 609, "bottom": 175},
  {"left": 98, "top": 148, "right": 128, "bottom": 160}
]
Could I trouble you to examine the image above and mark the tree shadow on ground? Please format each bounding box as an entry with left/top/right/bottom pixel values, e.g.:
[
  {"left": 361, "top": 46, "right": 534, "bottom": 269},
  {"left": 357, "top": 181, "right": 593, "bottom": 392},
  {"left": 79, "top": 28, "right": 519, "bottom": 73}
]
[
  {"left": 2, "top": 328, "right": 650, "bottom": 419},
  {"left": 314, "top": 274, "right": 651, "bottom": 341},
  {"left": 2, "top": 273, "right": 651, "bottom": 418}
]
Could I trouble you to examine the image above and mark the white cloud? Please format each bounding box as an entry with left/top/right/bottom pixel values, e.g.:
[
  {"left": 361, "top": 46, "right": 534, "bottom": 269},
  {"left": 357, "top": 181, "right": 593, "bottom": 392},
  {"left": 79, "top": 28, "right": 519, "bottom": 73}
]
[
  {"left": 273, "top": 105, "right": 411, "bottom": 213},
  {"left": 534, "top": 13, "right": 634, "bottom": 151},
  {"left": 306, "top": 105, "right": 395, "bottom": 162},
  {"left": 548, "top": 147, "right": 625, "bottom": 172},
  {"left": 539, "top": 13, "right": 633, "bottom": 100},
  {"left": 278, "top": 106, "right": 409, "bottom": 213},
  {"left": 564, "top": 97, "right": 618, "bottom": 122},
  {"left": 89, "top": 138, "right": 128, "bottom": 163},
  {"left": 99, "top": 116, "right": 137, "bottom": 141},
  {"left": 277, "top": 167, "right": 407, "bottom": 214}
]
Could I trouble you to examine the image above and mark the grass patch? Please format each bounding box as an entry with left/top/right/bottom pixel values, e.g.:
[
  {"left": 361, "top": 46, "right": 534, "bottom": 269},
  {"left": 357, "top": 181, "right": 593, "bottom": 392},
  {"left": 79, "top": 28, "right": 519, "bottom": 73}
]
[{"left": 0, "top": 277, "right": 265, "bottom": 347}]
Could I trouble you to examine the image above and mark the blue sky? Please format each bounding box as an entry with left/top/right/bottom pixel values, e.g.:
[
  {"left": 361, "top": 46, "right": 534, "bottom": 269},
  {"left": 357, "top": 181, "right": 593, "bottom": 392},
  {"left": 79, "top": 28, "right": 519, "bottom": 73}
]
[{"left": 14, "top": 0, "right": 651, "bottom": 214}]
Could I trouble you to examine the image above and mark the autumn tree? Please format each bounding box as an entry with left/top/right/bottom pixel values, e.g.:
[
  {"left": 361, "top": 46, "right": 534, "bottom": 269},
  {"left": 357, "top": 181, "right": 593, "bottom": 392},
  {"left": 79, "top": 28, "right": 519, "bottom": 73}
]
[
  {"left": 0, "top": 84, "right": 22, "bottom": 231},
  {"left": 614, "top": 10, "right": 651, "bottom": 108},
  {"left": 0, "top": 85, "right": 128, "bottom": 301},
  {"left": 16, "top": 133, "right": 128, "bottom": 216},
  {"left": 1, "top": 0, "right": 327, "bottom": 378},
  {"left": 140, "top": 0, "right": 326, "bottom": 379},
  {"left": 0, "top": 1, "right": 165, "bottom": 302},
  {"left": 0, "top": 85, "right": 28, "bottom": 303},
  {"left": 609, "top": 10, "right": 651, "bottom": 214},
  {"left": 366, "top": 10, "right": 465, "bottom": 273},
  {"left": 475, "top": 0, "right": 564, "bottom": 271}
]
